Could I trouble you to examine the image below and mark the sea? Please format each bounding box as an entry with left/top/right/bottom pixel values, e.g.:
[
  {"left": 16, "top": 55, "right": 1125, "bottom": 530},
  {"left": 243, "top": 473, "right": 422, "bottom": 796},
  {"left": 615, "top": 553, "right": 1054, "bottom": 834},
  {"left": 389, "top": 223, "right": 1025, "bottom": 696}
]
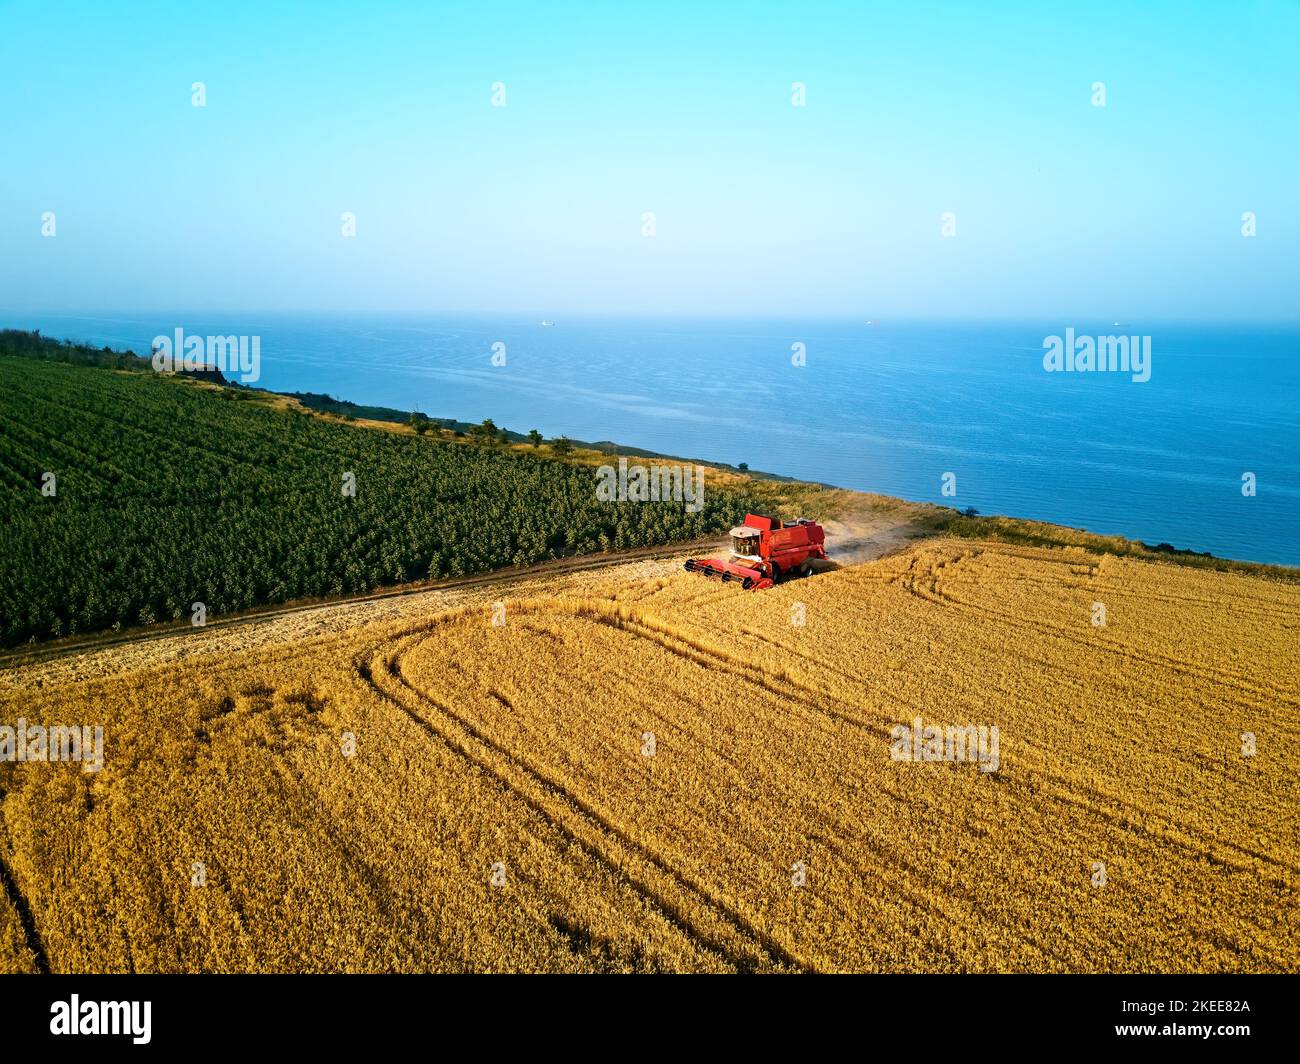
[{"left": 10, "top": 313, "right": 1298, "bottom": 567}]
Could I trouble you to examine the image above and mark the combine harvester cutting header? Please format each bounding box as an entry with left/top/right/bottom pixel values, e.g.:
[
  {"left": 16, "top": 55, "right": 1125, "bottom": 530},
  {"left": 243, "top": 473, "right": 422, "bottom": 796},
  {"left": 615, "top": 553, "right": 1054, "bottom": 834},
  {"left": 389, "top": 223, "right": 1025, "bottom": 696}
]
[{"left": 684, "top": 513, "right": 827, "bottom": 590}]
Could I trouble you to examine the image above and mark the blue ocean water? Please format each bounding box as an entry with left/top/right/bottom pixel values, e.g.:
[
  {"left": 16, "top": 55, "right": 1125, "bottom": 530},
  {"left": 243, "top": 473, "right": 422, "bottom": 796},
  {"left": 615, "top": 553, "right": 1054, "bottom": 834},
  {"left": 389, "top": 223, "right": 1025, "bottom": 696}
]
[{"left": 11, "top": 313, "right": 1299, "bottom": 566}]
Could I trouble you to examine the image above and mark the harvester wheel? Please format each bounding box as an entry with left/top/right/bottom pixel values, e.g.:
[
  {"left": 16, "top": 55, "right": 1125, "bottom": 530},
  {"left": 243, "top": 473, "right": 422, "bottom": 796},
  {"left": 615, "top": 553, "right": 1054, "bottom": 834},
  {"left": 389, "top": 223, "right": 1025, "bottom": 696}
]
[
  {"left": 769, "top": 563, "right": 782, "bottom": 585},
  {"left": 799, "top": 561, "right": 813, "bottom": 578}
]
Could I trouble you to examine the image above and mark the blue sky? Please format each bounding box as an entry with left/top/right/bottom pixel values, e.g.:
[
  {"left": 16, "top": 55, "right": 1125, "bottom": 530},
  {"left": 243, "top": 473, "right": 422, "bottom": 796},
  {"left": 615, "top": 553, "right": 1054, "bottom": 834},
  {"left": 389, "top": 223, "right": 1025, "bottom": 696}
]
[{"left": 2, "top": 0, "right": 1296, "bottom": 318}]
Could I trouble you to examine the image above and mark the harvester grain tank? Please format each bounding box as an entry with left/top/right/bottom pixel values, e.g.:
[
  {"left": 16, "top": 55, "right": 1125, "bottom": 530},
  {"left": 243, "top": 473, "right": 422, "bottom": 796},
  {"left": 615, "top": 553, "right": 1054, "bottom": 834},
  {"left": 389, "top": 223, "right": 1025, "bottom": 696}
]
[{"left": 683, "top": 514, "right": 827, "bottom": 590}]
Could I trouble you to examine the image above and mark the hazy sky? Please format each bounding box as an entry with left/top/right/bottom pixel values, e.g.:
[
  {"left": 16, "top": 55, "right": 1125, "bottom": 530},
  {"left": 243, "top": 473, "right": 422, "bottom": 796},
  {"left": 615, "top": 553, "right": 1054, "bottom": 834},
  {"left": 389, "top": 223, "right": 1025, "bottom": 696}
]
[{"left": 2, "top": 0, "right": 1296, "bottom": 319}]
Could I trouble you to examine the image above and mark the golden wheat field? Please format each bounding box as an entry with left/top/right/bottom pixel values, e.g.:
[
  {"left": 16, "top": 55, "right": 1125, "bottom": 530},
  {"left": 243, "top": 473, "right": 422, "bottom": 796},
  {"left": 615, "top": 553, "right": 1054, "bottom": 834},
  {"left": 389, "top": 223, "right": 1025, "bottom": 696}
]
[{"left": 1, "top": 538, "right": 1297, "bottom": 973}]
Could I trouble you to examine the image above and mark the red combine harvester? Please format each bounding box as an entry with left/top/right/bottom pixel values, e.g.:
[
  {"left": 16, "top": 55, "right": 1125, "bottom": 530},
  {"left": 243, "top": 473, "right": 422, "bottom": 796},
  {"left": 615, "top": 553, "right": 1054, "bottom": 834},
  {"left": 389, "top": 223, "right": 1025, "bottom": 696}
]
[{"left": 683, "top": 514, "right": 827, "bottom": 590}]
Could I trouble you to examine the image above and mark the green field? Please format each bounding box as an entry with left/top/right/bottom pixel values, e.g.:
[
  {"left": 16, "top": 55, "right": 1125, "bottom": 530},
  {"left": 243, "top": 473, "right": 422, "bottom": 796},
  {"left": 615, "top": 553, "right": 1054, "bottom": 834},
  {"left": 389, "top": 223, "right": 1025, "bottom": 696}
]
[{"left": 0, "top": 341, "right": 766, "bottom": 646}]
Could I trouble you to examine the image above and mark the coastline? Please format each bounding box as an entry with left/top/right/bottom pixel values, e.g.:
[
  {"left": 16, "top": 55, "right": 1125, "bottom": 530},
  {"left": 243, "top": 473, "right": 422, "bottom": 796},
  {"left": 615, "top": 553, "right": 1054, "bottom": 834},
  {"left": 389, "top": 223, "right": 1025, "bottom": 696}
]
[
  {"left": 7, "top": 327, "right": 1298, "bottom": 586},
  {"left": 224, "top": 368, "right": 1300, "bottom": 582}
]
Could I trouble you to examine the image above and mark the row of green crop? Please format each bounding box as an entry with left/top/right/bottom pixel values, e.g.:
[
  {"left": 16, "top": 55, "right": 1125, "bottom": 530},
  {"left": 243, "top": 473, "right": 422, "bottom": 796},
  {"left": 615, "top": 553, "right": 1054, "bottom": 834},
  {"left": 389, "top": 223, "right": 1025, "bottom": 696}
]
[{"left": 0, "top": 354, "right": 759, "bottom": 645}]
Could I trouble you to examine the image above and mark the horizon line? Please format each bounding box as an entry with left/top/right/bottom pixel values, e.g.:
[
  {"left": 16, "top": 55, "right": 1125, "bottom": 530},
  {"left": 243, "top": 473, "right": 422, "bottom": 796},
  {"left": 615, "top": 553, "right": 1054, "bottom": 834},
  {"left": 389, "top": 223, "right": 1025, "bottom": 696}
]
[{"left": 5, "top": 310, "right": 1300, "bottom": 328}]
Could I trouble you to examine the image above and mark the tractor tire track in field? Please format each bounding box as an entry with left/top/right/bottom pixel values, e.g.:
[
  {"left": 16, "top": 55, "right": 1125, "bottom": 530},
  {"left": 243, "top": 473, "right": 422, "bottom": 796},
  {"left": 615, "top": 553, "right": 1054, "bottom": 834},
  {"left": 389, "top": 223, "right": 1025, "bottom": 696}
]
[
  {"left": 1020, "top": 760, "right": 1300, "bottom": 882},
  {"left": 405, "top": 598, "right": 1086, "bottom": 967},
  {"left": 581, "top": 604, "right": 888, "bottom": 737},
  {"left": 937, "top": 581, "right": 1300, "bottom": 710},
  {"left": 737, "top": 623, "right": 918, "bottom": 715},
  {"left": 374, "top": 600, "right": 1074, "bottom": 972},
  {"left": 0, "top": 842, "right": 49, "bottom": 974},
  {"left": 360, "top": 610, "right": 1019, "bottom": 974},
  {"left": 885, "top": 547, "right": 1300, "bottom": 709},
  {"left": 367, "top": 572, "right": 1297, "bottom": 953},
  {"left": 840, "top": 554, "right": 1300, "bottom": 878},
  {"left": 733, "top": 598, "right": 1300, "bottom": 879},
  {"left": 577, "top": 598, "right": 1300, "bottom": 923},
  {"left": 569, "top": 605, "right": 1251, "bottom": 962},
  {"left": 354, "top": 622, "right": 812, "bottom": 974}
]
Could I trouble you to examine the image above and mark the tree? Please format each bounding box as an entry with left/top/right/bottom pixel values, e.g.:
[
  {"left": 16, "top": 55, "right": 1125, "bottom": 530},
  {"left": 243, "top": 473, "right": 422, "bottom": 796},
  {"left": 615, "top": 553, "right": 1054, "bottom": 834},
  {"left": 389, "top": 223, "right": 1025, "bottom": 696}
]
[
  {"left": 738, "top": 462, "right": 748, "bottom": 472},
  {"left": 551, "top": 436, "right": 573, "bottom": 456},
  {"left": 528, "top": 429, "right": 542, "bottom": 448},
  {"left": 409, "top": 412, "right": 431, "bottom": 436}
]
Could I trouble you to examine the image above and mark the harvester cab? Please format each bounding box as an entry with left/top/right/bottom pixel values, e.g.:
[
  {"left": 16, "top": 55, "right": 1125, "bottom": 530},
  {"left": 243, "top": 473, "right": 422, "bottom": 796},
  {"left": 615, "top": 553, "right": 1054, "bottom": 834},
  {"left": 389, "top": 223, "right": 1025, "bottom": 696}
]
[{"left": 684, "top": 513, "right": 827, "bottom": 590}]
